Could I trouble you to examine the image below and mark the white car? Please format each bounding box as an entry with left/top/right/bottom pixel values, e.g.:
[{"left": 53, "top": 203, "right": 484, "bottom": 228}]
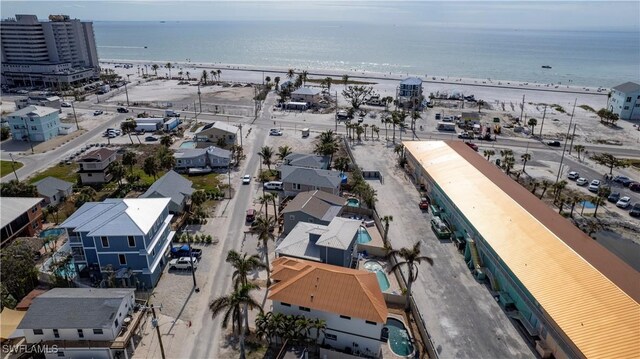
[
  {"left": 269, "top": 128, "right": 283, "bottom": 136},
  {"left": 588, "top": 180, "right": 601, "bottom": 192},
  {"left": 242, "top": 175, "right": 251, "bottom": 184},
  {"left": 93, "top": 110, "right": 104, "bottom": 116},
  {"left": 567, "top": 171, "right": 579, "bottom": 180},
  {"left": 169, "top": 257, "right": 198, "bottom": 270},
  {"left": 576, "top": 178, "right": 588, "bottom": 186},
  {"left": 61, "top": 102, "right": 72, "bottom": 108},
  {"left": 616, "top": 196, "right": 631, "bottom": 209}
]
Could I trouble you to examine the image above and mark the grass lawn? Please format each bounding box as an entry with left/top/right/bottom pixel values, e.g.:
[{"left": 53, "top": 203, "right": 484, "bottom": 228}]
[
  {"left": 183, "top": 172, "right": 221, "bottom": 191},
  {"left": 0, "top": 160, "right": 23, "bottom": 178},
  {"left": 28, "top": 163, "right": 79, "bottom": 184},
  {"left": 130, "top": 168, "right": 167, "bottom": 187}
]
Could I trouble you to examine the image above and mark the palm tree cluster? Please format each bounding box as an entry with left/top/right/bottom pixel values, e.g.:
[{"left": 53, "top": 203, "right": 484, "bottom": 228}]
[
  {"left": 142, "top": 147, "right": 176, "bottom": 180},
  {"left": 255, "top": 312, "right": 326, "bottom": 348},
  {"left": 386, "top": 241, "right": 433, "bottom": 312},
  {"left": 499, "top": 149, "right": 516, "bottom": 176},
  {"left": 349, "top": 167, "right": 377, "bottom": 209},
  {"left": 313, "top": 130, "right": 339, "bottom": 167},
  {"left": 345, "top": 122, "right": 380, "bottom": 142},
  {"left": 120, "top": 118, "right": 141, "bottom": 144},
  {"left": 210, "top": 250, "right": 265, "bottom": 359}
]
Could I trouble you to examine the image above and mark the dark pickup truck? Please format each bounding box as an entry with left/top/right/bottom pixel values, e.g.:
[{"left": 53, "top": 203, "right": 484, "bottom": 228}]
[{"left": 170, "top": 245, "right": 202, "bottom": 259}]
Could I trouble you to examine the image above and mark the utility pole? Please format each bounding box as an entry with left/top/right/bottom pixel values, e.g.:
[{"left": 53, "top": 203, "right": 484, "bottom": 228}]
[
  {"left": 238, "top": 124, "right": 243, "bottom": 147},
  {"left": 538, "top": 105, "right": 547, "bottom": 137},
  {"left": 150, "top": 305, "right": 166, "bottom": 359},
  {"left": 555, "top": 99, "right": 577, "bottom": 183},
  {"left": 8, "top": 153, "right": 19, "bottom": 181},
  {"left": 125, "top": 74, "right": 131, "bottom": 107},
  {"left": 22, "top": 118, "right": 34, "bottom": 154},
  {"left": 227, "top": 162, "right": 232, "bottom": 199},
  {"left": 71, "top": 101, "right": 80, "bottom": 130},
  {"left": 519, "top": 94, "right": 525, "bottom": 122},
  {"left": 193, "top": 101, "right": 198, "bottom": 126},
  {"left": 569, "top": 124, "right": 577, "bottom": 154},
  {"left": 335, "top": 91, "right": 338, "bottom": 132},
  {"left": 186, "top": 233, "right": 199, "bottom": 291},
  {"left": 197, "top": 83, "right": 202, "bottom": 114}
]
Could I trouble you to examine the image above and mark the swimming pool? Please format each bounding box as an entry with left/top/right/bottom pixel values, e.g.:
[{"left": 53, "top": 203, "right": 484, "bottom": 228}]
[
  {"left": 385, "top": 317, "right": 415, "bottom": 357},
  {"left": 364, "top": 260, "right": 390, "bottom": 291},
  {"left": 347, "top": 198, "right": 360, "bottom": 207},
  {"left": 180, "top": 141, "right": 197, "bottom": 148},
  {"left": 580, "top": 200, "right": 596, "bottom": 209},
  {"left": 40, "top": 228, "right": 65, "bottom": 238},
  {"left": 357, "top": 226, "right": 372, "bottom": 244}
]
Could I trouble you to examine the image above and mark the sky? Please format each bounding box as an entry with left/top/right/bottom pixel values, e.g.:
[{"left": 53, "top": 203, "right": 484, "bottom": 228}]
[{"left": 2, "top": 1, "right": 639, "bottom": 31}]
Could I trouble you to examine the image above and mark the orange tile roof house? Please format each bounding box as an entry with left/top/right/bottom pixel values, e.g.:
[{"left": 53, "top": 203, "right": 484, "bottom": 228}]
[{"left": 269, "top": 257, "right": 388, "bottom": 357}]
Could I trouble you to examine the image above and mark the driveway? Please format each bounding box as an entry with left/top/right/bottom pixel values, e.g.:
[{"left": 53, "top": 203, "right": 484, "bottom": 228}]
[{"left": 350, "top": 140, "right": 534, "bottom": 359}]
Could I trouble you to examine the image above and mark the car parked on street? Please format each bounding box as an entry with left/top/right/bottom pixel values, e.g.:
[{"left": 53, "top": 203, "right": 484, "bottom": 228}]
[
  {"left": 169, "top": 257, "right": 198, "bottom": 270},
  {"left": 93, "top": 110, "right": 104, "bottom": 116},
  {"left": 269, "top": 128, "right": 283, "bottom": 136},
  {"left": 242, "top": 175, "right": 251, "bottom": 184},
  {"left": 616, "top": 196, "right": 632, "bottom": 209},
  {"left": 588, "top": 180, "right": 600, "bottom": 192},
  {"left": 546, "top": 140, "right": 561, "bottom": 147},
  {"left": 630, "top": 182, "right": 640, "bottom": 192},
  {"left": 576, "top": 178, "right": 588, "bottom": 186},
  {"left": 117, "top": 107, "right": 129, "bottom": 113},
  {"left": 419, "top": 198, "right": 430, "bottom": 210},
  {"left": 567, "top": 171, "right": 579, "bottom": 180},
  {"left": 61, "top": 102, "right": 71, "bottom": 107},
  {"left": 458, "top": 132, "right": 474, "bottom": 139},
  {"left": 630, "top": 204, "right": 640, "bottom": 218},
  {"left": 607, "top": 192, "right": 621, "bottom": 203},
  {"left": 145, "top": 136, "right": 158, "bottom": 142},
  {"left": 170, "top": 245, "right": 202, "bottom": 259}
]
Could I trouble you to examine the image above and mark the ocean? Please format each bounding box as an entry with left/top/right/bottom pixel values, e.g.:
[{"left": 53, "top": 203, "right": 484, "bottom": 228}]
[{"left": 93, "top": 20, "right": 640, "bottom": 88}]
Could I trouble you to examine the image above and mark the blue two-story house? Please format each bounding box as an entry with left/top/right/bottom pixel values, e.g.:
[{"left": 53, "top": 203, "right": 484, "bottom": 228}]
[
  {"left": 60, "top": 198, "right": 174, "bottom": 289},
  {"left": 6, "top": 105, "right": 61, "bottom": 142}
]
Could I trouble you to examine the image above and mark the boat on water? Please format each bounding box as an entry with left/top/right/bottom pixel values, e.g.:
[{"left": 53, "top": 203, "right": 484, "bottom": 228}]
[{"left": 541, "top": 65, "right": 552, "bottom": 69}]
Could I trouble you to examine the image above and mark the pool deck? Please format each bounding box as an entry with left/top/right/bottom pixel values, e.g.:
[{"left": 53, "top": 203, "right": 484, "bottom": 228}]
[{"left": 357, "top": 257, "right": 402, "bottom": 295}]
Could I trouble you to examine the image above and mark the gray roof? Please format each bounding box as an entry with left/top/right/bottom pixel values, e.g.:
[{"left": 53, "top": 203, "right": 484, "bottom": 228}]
[
  {"left": 613, "top": 82, "right": 640, "bottom": 94},
  {"left": 316, "top": 217, "right": 361, "bottom": 250},
  {"left": 141, "top": 170, "right": 194, "bottom": 208},
  {"left": 283, "top": 190, "right": 346, "bottom": 221},
  {"left": 60, "top": 198, "right": 171, "bottom": 236},
  {"left": 174, "top": 148, "right": 207, "bottom": 160},
  {"left": 400, "top": 77, "right": 422, "bottom": 86},
  {"left": 206, "top": 146, "right": 232, "bottom": 158},
  {"left": 8, "top": 105, "right": 59, "bottom": 118},
  {"left": 283, "top": 153, "right": 329, "bottom": 169},
  {"left": 0, "top": 197, "right": 43, "bottom": 228},
  {"left": 18, "top": 288, "right": 135, "bottom": 330},
  {"left": 33, "top": 176, "right": 73, "bottom": 198},
  {"left": 275, "top": 222, "right": 326, "bottom": 261},
  {"left": 195, "top": 121, "right": 238, "bottom": 135},
  {"left": 292, "top": 87, "right": 321, "bottom": 96},
  {"left": 280, "top": 166, "right": 343, "bottom": 189}
]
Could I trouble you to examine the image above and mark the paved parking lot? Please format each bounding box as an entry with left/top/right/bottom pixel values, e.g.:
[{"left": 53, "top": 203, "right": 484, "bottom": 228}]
[{"left": 351, "top": 140, "right": 534, "bottom": 359}]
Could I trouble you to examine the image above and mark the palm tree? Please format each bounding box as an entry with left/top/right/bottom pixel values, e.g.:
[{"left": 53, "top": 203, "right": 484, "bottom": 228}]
[
  {"left": 333, "top": 157, "right": 350, "bottom": 172},
  {"left": 540, "top": 179, "right": 551, "bottom": 199},
  {"left": 530, "top": 179, "right": 539, "bottom": 195},
  {"left": 210, "top": 283, "right": 262, "bottom": 359},
  {"left": 521, "top": 153, "right": 532, "bottom": 172},
  {"left": 217, "top": 69, "right": 222, "bottom": 81},
  {"left": 258, "top": 193, "right": 274, "bottom": 219},
  {"left": 477, "top": 99, "right": 485, "bottom": 113},
  {"left": 593, "top": 187, "right": 611, "bottom": 218},
  {"left": 502, "top": 156, "right": 516, "bottom": 176},
  {"left": 552, "top": 180, "right": 568, "bottom": 203},
  {"left": 410, "top": 111, "right": 421, "bottom": 131},
  {"left": 287, "top": 69, "right": 295, "bottom": 81},
  {"left": 265, "top": 76, "right": 271, "bottom": 84},
  {"left": 277, "top": 145, "right": 292, "bottom": 161},
  {"left": 201, "top": 70, "right": 208, "bottom": 85},
  {"left": 273, "top": 76, "right": 280, "bottom": 90},
  {"left": 573, "top": 144, "right": 586, "bottom": 162},
  {"left": 165, "top": 62, "right": 173, "bottom": 79},
  {"left": 143, "top": 157, "right": 159, "bottom": 180},
  {"left": 251, "top": 215, "right": 276, "bottom": 285},
  {"left": 372, "top": 125, "right": 380, "bottom": 140},
  {"left": 258, "top": 146, "right": 274, "bottom": 171},
  {"left": 569, "top": 194, "right": 583, "bottom": 217},
  {"left": 226, "top": 250, "right": 267, "bottom": 331},
  {"left": 122, "top": 151, "right": 136, "bottom": 173},
  {"left": 342, "top": 74, "right": 349, "bottom": 86},
  {"left": 186, "top": 71, "right": 191, "bottom": 80},
  {"left": 109, "top": 161, "right": 125, "bottom": 186},
  {"left": 75, "top": 186, "right": 96, "bottom": 208},
  {"left": 325, "top": 77, "right": 332, "bottom": 92},
  {"left": 381, "top": 215, "right": 393, "bottom": 243},
  {"left": 210, "top": 70, "right": 217, "bottom": 82},
  {"left": 255, "top": 312, "right": 276, "bottom": 346},
  {"left": 151, "top": 64, "right": 159, "bottom": 76},
  {"left": 483, "top": 149, "right": 495, "bottom": 161},
  {"left": 386, "top": 242, "right": 433, "bottom": 311},
  {"left": 301, "top": 70, "right": 308, "bottom": 86},
  {"left": 314, "top": 130, "right": 339, "bottom": 166},
  {"left": 527, "top": 118, "right": 537, "bottom": 134},
  {"left": 120, "top": 120, "right": 137, "bottom": 144},
  {"left": 160, "top": 135, "right": 172, "bottom": 147},
  {"left": 158, "top": 150, "right": 176, "bottom": 170}
]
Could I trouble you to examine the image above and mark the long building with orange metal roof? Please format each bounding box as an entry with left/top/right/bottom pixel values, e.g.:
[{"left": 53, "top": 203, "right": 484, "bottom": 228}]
[{"left": 403, "top": 140, "right": 640, "bottom": 359}]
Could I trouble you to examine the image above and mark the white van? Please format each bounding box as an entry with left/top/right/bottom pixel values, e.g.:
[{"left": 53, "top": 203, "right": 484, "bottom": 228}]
[{"left": 263, "top": 181, "right": 283, "bottom": 190}]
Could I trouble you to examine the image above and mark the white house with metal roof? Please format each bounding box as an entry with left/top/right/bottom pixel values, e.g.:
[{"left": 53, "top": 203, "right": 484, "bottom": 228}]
[
  {"left": 33, "top": 176, "right": 74, "bottom": 207},
  {"left": 60, "top": 198, "right": 174, "bottom": 289},
  {"left": 17, "top": 288, "right": 139, "bottom": 359},
  {"left": 609, "top": 82, "right": 640, "bottom": 120},
  {"left": 5, "top": 105, "right": 61, "bottom": 142}
]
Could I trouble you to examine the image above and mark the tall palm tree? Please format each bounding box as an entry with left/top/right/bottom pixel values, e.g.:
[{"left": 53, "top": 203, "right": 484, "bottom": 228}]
[
  {"left": 255, "top": 312, "right": 276, "bottom": 346},
  {"left": 258, "top": 193, "right": 274, "bottom": 219},
  {"left": 593, "top": 187, "right": 611, "bottom": 218},
  {"left": 201, "top": 70, "right": 208, "bottom": 85},
  {"left": 251, "top": 215, "right": 276, "bottom": 285},
  {"left": 217, "top": 69, "right": 222, "bottom": 81},
  {"left": 120, "top": 120, "right": 137, "bottom": 144},
  {"left": 287, "top": 69, "right": 295, "bottom": 81},
  {"left": 122, "top": 150, "right": 137, "bottom": 173},
  {"left": 301, "top": 70, "right": 308, "bottom": 86},
  {"left": 210, "top": 70, "right": 217, "bottom": 82},
  {"left": 342, "top": 74, "right": 349, "bottom": 86},
  {"left": 226, "top": 250, "right": 267, "bottom": 330},
  {"left": 372, "top": 125, "right": 380, "bottom": 140},
  {"left": 381, "top": 215, "right": 393, "bottom": 243},
  {"left": 477, "top": 99, "right": 485, "bottom": 113},
  {"left": 483, "top": 149, "right": 495, "bottom": 161},
  {"left": 573, "top": 144, "right": 585, "bottom": 162},
  {"left": 151, "top": 64, "right": 159, "bottom": 76},
  {"left": 333, "top": 157, "right": 350, "bottom": 172},
  {"left": 277, "top": 145, "right": 292, "bottom": 161},
  {"left": 165, "top": 62, "right": 173, "bottom": 79},
  {"left": 160, "top": 135, "right": 172, "bottom": 147},
  {"left": 553, "top": 180, "right": 568, "bottom": 203},
  {"left": 386, "top": 242, "right": 433, "bottom": 311},
  {"left": 314, "top": 130, "right": 339, "bottom": 166},
  {"left": 410, "top": 111, "right": 421, "bottom": 131},
  {"left": 530, "top": 179, "right": 539, "bottom": 195},
  {"left": 540, "top": 179, "right": 551, "bottom": 199},
  {"left": 109, "top": 161, "right": 125, "bottom": 186},
  {"left": 258, "top": 146, "right": 274, "bottom": 171},
  {"left": 143, "top": 156, "right": 159, "bottom": 180},
  {"left": 325, "top": 77, "right": 332, "bottom": 92},
  {"left": 209, "top": 283, "right": 262, "bottom": 359},
  {"left": 521, "top": 153, "right": 532, "bottom": 172},
  {"left": 273, "top": 76, "right": 281, "bottom": 90},
  {"left": 569, "top": 194, "right": 583, "bottom": 217}
]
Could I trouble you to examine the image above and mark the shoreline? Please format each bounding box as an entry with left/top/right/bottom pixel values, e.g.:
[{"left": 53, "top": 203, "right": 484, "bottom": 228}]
[{"left": 100, "top": 58, "right": 609, "bottom": 97}]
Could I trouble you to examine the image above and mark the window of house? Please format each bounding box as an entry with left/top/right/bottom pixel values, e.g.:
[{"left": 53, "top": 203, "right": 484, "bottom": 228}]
[
  {"left": 33, "top": 329, "right": 44, "bottom": 335},
  {"left": 57, "top": 352, "right": 65, "bottom": 357},
  {"left": 101, "top": 237, "right": 109, "bottom": 247},
  {"left": 293, "top": 183, "right": 301, "bottom": 190},
  {"left": 77, "top": 329, "right": 84, "bottom": 338},
  {"left": 365, "top": 320, "right": 377, "bottom": 325},
  {"left": 53, "top": 329, "right": 60, "bottom": 338},
  {"left": 88, "top": 173, "right": 92, "bottom": 177},
  {"left": 32, "top": 206, "right": 37, "bottom": 213},
  {"left": 128, "top": 236, "right": 135, "bottom": 247},
  {"left": 299, "top": 306, "right": 310, "bottom": 312},
  {"left": 13, "top": 125, "right": 19, "bottom": 129},
  {"left": 626, "top": 96, "right": 632, "bottom": 102},
  {"left": 118, "top": 254, "right": 126, "bottom": 265},
  {"left": 340, "top": 315, "right": 351, "bottom": 320},
  {"left": 624, "top": 106, "right": 629, "bottom": 110},
  {"left": 325, "top": 333, "right": 337, "bottom": 341},
  {"left": 281, "top": 302, "right": 291, "bottom": 307},
  {"left": 93, "top": 329, "right": 103, "bottom": 335},
  {"left": 114, "top": 319, "right": 119, "bottom": 327}
]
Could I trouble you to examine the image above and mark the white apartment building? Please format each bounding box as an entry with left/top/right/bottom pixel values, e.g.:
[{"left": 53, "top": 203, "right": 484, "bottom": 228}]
[
  {"left": 1, "top": 14, "right": 99, "bottom": 87},
  {"left": 609, "top": 82, "right": 640, "bottom": 120}
]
